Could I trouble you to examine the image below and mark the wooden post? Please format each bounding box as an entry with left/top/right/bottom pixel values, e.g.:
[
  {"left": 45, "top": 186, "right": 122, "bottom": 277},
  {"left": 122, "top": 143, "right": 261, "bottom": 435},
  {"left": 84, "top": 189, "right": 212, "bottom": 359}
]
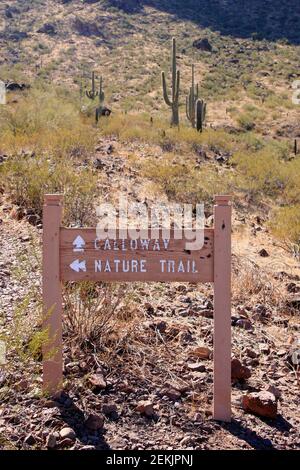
[
  {"left": 42, "top": 194, "right": 63, "bottom": 395},
  {"left": 213, "top": 195, "right": 232, "bottom": 422}
]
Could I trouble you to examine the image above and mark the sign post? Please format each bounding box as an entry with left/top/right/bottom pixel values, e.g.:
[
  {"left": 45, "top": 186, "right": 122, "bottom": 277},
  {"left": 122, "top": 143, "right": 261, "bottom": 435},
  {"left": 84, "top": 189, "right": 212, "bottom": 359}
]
[
  {"left": 42, "top": 194, "right": 232, "bottom": 421},
  {"left": 213, "top": 196, "right": 231, "bottom": 422},
  {"left": 42, "top": 195, "right": 63, "bottom": 395}
]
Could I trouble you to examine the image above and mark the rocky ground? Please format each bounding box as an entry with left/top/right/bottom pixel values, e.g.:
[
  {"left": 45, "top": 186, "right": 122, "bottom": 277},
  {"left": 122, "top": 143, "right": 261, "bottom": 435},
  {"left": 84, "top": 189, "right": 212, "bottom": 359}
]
[{"left": 0, "top": 141, "right": 299, "bottom": 451}]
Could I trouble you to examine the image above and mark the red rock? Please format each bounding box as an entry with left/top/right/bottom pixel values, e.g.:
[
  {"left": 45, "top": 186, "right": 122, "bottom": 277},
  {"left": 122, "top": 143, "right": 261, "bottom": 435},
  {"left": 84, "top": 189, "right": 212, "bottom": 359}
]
[
  {"left": 231, "top": 358, "right": 251, "bottom": 381},
  {"left": 242, "top": 391, "right": 277, "bottom": 419},
  {"left": 136, "top": 401, "right": 155, "bottom": 417},
  {"left": 189, "top": 346, "right": 212, "bottom": 359}
]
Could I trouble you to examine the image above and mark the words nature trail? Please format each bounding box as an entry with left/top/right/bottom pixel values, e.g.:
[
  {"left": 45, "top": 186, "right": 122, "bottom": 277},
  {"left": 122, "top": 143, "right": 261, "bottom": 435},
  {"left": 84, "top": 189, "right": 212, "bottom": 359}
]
[{"left": 43, "top": 194, "right": 232, "bottom": 422}]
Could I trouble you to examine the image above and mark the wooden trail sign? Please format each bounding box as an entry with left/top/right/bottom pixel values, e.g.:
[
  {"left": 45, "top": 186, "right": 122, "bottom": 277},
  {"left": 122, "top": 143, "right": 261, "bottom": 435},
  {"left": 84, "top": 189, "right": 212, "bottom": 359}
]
[{"left": 43, "top": 194, "right": 232, "bottom": 422}]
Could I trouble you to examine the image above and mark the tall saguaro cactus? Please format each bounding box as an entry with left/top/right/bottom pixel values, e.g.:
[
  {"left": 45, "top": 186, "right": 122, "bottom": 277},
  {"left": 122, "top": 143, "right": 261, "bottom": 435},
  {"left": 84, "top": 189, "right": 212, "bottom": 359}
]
[
  {"left": 196, "top": 98, "right": 207, "bottom": 132},
  {"left": 186, "top": 64, "right": 199, "bottom": 128},
  {"left": 162, "top": 37, "right": 180, "bottom": 126},
  {"left": 86, "top": 71, "right": 98, "bottom": 100}
]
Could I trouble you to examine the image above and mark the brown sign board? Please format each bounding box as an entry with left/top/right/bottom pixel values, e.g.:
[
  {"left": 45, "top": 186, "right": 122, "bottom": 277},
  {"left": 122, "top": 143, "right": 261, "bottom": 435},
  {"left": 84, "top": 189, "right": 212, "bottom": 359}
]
[
  {"left": 60, "top": 228, "right": 214, "bottom": 283},
  {"left": 42, "top": 194, "right": 232, "bottom": 423}
]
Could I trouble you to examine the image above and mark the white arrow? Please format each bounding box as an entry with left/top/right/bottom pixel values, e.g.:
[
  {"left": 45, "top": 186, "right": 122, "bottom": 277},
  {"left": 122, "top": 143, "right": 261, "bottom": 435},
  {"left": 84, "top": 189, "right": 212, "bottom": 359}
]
[
  {"left": 73, "top": 235, "right": 85, "bottom": 252},
  {"left": 70, "top": 259, "right": 86, "bottom": 273}
]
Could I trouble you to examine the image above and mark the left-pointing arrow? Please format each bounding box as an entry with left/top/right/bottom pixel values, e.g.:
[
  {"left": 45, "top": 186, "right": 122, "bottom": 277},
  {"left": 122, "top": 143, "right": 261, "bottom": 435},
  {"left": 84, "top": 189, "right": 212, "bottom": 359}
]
[{"left": 70, "top": 259, "right": 87, "bottom": 273}]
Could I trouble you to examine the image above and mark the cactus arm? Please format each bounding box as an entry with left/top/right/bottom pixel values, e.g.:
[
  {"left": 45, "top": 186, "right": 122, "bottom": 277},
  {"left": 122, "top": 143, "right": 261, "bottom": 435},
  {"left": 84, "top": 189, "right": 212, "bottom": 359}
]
[
  {"left": 186, "top": 95, "right": 190, "bottom": 121},
  {"left": 162, "top": 71, "right": 172, "bottom": 107},
  {"left": 174, "top": 70, "right": 180, "bottom": 104}
]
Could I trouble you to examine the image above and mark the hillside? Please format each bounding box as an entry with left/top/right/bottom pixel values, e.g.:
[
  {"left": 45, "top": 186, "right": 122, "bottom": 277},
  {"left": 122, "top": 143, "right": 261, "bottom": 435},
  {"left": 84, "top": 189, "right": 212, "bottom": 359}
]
[{"left": 0, "top": 0, "right": 299, "bottom": 453}]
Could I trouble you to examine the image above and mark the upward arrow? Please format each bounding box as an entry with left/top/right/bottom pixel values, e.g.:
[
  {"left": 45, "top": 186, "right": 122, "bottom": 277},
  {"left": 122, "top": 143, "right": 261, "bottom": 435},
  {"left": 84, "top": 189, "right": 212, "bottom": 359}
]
[{"left": 73, "top": 235, "right": 85, "bottom": 252}]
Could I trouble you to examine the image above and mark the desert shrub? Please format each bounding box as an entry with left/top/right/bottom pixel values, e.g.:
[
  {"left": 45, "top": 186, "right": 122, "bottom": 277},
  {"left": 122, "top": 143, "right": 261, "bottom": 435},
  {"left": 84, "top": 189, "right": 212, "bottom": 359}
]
[
  {"left": 237, "top": 113, "right": 256, "bottom": 131},
  {"left": 269, "top": 205, "right": 300, "bottom": 253},
  {"left": 238, "top": 132, "right": 264, "bottom": 151},
  {"left": 1, "top": 155, "right": 98, "bottom": 225},
  {"left": 142, "top": 155, "right": 231, "bottom": 205},
  {"left": 232, "top": 256, "right": 284, "bottom": 310},
  {"left": 63, "top": 282, "right": 137, "bottom": 353},
  {"left": 0, "top": 85, "right": 95, "bottom": 158},
  {"left": 232, "top": 146, "right": 288, "bottom": 200}
]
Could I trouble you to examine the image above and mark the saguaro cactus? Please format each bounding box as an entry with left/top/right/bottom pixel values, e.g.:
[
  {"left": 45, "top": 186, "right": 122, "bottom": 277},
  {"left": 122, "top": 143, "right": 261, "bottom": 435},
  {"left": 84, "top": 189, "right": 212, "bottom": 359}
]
[
  {"left": 196, "top": 98, "right": 207, "bottom": 132},
  {"left": 86, "top": 71, "right": 98, "bottom": 100},
  {"left": 186, "top": 64, "right": 199, "bottom": 128},
  {"left": 162, "top": 37, "right": 180, "bottom": 126},
  {"left": 95, "top": 76, "right": 105, "bottom": 122}
]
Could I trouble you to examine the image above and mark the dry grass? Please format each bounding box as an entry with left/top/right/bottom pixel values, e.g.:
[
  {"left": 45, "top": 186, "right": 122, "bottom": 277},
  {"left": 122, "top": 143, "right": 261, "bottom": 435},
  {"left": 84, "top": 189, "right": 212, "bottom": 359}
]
[{"left": 232, "top": 255, "right": 285, "bottom": 312}]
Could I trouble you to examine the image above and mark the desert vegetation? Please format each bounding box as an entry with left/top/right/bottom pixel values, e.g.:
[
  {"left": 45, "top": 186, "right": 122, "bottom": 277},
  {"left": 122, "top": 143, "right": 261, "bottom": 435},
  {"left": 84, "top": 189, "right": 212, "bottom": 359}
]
[{"left": 0, "top": 0, "right": 299, "bottom": 452}]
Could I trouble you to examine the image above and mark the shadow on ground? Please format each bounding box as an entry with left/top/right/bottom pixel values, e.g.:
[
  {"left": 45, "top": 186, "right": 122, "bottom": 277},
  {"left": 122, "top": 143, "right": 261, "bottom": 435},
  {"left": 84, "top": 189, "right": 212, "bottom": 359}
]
[{"left": 109, "top": 0, "right": 300, "bottom": 45}]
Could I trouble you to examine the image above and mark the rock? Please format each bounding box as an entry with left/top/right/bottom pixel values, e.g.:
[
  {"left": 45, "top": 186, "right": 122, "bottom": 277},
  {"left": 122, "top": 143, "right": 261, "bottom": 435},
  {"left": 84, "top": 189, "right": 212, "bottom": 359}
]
[
  {"left": 97, "top": 106, "right": 112, "bottom": 117},
  {"left": 260, "top": 344, "right": 270, "bottom": 355},
  {"left": 5, "top": 81, "right": 28, "bottom": 91},
  {"left": 136, "top": 400, "right": 155, "bottom": 417},
  {"left": 59, "top": 427, "right": 76, "bottom": 440},
  {"left": 287, "top": 282, "right": 300, "bottom": 293},
  {"left": 85, "top": 413, "right": 104, "bottom": 431},
  {"left": 187, "top": 362, "right": 206, "bottom": 372},
  {"left": 231, "top": 358, "right": 251, "bottom": 381},
  {"left": 93, "top": 158, "right": 105, "bottom": 170},
  {"left": 245, "top": 348, "right": 257, "bottom": 359},
  {"left": 37, "top": 23, "right": 57, "bottom": 35},
  {"left": 73, "top": 18, "right": 102, "bottom": 37},
  {"left": 277, "top": 348, "right": 286, "bottom": 357},
  {"left": 242, "top": 391, "right": 277, "bottom": 419},
  {"left": 46, "top": 433, "right": 57, "bottom": 449},
  {"left": 24, "top": 433, "right": 36, "bottom": 445},
  {"left": 266, "top": 385, "right": 282, "bottom": 400},
  {"left": 189, "top": 346, "right": 212, "bottom": 359},
  {"left": 236, "top": 319, "right": 253, "bottom": 330},
  {"left": 192, "top": 38, "right": 212, "bottom": 52},
  {"left": 286, "top": 296, "right": 300, "bottom": 310},
  {"left": 0, "top": 371, "right": 6, "bottom": 386},
  {"left": 259, "top": 248, "right": 269, "bottom": 257},
  {"left": 59, "top": 438, "right": 74, "bottom": 448},
  {"left": 102, "top": 403, "right": 118, "bottom": 419},
  {"left": 88, "top": 373, "right": 107, "bottom": 391},
  {"left": 119, "top": 382, "right": 134, "bottom": 394},
  {"left": 164, "top": 388, "right": 182, "bottom": 401},
  {"left": 149, "top": 320, "right": 167, "bottom": 333},
  {"left": 253, "top": 303, "right": 269, "bottom": 320},
  {"left": 198, "top": 309, "right": 213, "bottom": 319}
]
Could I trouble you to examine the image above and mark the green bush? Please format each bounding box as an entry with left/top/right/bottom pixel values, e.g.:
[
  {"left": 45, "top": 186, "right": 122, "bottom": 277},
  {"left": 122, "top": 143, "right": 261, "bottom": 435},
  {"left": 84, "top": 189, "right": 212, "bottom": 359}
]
[{"left": 1, "top": 155, "right": 98, "bottom": 225}]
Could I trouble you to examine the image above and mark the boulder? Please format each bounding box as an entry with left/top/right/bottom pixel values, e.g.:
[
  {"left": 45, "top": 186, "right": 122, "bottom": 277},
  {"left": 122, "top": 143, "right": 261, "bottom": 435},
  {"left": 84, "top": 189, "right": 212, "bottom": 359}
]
[
  {"left": 242, "top": 391, "right": 277, "bottom": 419},
  {"left": 192, "top": 38, "right": 212, "bottom": 52}
]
